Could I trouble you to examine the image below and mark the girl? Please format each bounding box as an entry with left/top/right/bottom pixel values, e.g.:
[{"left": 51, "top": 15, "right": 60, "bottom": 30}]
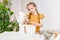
[{"left": 24, "top": 2, "right": 45, "bottom": 34}]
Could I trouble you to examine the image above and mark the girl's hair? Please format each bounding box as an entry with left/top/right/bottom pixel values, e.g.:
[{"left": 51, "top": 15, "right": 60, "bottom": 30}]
[
  {"left": 27, "top": 2, "right": 37, "bottom": 8},
  {"left": 27, "top": 2, "right": 40, "bottom": 23}
]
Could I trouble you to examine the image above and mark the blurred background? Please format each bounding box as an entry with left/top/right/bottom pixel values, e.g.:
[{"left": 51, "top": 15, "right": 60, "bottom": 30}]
[
  {"left": 11, "top": 0, "right": 60, "bottom": 33},
  {"left": 0, "top": 0, "right": 60, "bottom": 40}
]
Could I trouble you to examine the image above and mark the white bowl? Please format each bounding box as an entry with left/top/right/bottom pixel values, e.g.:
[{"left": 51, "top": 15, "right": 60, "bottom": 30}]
[{"left": 19, "top": 25, "right": 36, "bottom": 35}]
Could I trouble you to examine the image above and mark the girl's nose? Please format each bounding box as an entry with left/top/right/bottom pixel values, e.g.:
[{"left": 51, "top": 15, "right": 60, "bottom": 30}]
[{"left": 30, "top": 9, "right": 33, "bottom": 12}]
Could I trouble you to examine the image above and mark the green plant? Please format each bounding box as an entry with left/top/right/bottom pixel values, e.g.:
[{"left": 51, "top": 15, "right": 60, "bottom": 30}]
[{"left": 0, "top": 0, "right": 19, "bottom": 33}]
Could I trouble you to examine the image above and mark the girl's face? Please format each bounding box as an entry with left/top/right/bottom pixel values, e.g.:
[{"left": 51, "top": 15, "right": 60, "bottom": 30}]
[{"left": 27, "top": 4, "right": 36, "bottom": 14}]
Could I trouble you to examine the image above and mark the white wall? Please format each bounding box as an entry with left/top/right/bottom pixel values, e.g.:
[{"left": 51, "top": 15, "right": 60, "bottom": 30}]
[
  {"left": 11, "top": 0, "right": 60, "bottom": 32},
  {"left": 11, "top": 0, "right": 22, "bottom": 14},
  {"left": 37, "top": 0, "right": 60, "bottom": 32}
]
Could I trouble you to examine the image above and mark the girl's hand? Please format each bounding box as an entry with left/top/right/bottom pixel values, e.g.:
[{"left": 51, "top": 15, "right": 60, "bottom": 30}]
[
  {"left": 31, "top": 22, "right": 43, "bottom": 27},
  {"left": 35, "top": 23, "right": 43, "bottom": 27},
  {"left": 23, "top": 19, "right": 29, "bottom": 24}
]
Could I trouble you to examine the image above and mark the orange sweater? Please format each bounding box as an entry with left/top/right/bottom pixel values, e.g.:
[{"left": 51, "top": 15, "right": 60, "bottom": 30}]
[{"left": 27, "top": 13, "right": 45, "bottom": 32}]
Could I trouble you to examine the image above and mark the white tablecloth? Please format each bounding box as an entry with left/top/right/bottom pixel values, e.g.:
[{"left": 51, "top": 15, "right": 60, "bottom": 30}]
[{"left": 0, "top": 32, "right": 44, "bottom": 40}]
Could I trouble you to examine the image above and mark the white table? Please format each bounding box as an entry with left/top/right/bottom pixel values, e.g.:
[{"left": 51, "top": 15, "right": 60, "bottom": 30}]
[{"left": 0, "top": 32, "right": 44, "bottom": 40}]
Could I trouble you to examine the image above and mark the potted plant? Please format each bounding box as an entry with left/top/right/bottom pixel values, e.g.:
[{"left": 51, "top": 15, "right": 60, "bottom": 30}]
[{"left": 0, "top": 0, "right": 19, "bottom": 33}]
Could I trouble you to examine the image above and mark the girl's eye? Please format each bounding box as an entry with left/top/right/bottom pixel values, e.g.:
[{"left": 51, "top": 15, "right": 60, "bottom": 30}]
[{"left": 28, "top": 8, "right": 33, "bottom": 11}]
